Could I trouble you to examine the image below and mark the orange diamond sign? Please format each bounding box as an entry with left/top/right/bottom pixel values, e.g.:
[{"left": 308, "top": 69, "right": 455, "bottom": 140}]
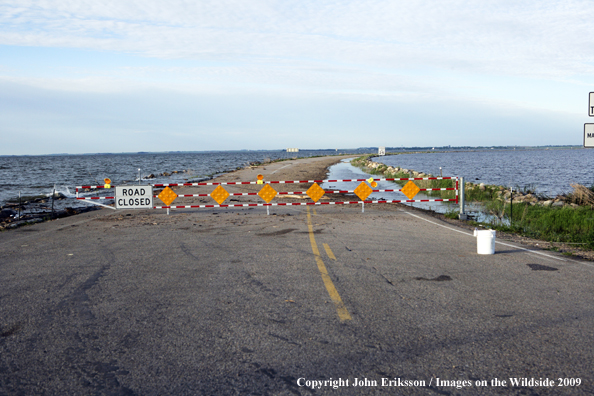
[
  {"left": 210, "top": 185, "right": 230, "bottom": 205},
  {"left": 306, "top": 183, "right": 325, "bottom": 202},
  {"left": 158, "top": 186, "right": 177, "bottom": 206},
  {"left": 354, "top": 182, "right": 373, "bottom": 201},
  {"left": 258, "top": 184, "right": 277, "bottom": 203},
  {"left": 401, "top": 180, "right": 420, "bottom": 199}
]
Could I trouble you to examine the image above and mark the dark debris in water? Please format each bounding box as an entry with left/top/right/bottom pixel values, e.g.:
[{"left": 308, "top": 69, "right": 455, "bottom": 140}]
[{"left": 527, "top": 264, "right": 558, "bottom": 271}]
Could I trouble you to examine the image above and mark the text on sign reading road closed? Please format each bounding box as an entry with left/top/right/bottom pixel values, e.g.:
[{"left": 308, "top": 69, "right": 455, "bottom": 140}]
[{"left": 115, "top": 186, "right": 154, "bottom": 209}]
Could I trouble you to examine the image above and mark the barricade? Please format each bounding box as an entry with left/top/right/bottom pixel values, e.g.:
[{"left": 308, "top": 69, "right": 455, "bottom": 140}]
[{"left": 75, "top": 176, "right": 459, "bottom": 214}]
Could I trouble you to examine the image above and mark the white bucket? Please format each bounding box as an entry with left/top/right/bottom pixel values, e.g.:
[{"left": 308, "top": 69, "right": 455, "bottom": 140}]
[{"left": 474, "top": 229, "right": 496, "bottom": 255}]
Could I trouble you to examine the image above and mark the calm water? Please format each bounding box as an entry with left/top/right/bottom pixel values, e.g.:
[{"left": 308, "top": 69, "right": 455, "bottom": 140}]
[
  {"left": 0, "top": 150, "right": 362, "bottom": 207},
  {"left": 375, "top": 148, "right": 594, "bottom": 197}
]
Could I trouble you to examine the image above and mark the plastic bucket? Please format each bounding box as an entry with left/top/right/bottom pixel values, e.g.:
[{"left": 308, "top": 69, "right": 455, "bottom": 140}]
[{"left": 474, "top": 229, "right": 496, "bottom": 255}]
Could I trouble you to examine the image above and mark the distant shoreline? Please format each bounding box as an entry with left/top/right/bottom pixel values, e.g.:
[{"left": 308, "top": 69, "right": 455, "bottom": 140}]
[{"left": 0, "top": 145, "right": 583, "bottom": 157}]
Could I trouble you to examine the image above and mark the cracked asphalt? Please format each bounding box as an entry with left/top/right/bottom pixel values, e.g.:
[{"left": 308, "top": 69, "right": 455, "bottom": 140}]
[{"left": 1, "top": 156, "right": 593, "bottom": 395}]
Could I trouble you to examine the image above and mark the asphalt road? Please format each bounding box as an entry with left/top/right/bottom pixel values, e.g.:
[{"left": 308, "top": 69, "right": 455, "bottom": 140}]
[{"left": 1, "top": 172, "right": 593, "bottom": 395}]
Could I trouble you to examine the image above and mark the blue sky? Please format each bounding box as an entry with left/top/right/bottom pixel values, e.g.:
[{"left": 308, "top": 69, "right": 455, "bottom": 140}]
[{"left": 1, "top": 0, "right": 593, "bottom": 155}]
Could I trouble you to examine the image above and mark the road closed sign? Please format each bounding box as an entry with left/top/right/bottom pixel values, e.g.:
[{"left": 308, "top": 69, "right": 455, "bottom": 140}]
[{"left": 115, "top": 186, "right": 153, "bottom": 209}]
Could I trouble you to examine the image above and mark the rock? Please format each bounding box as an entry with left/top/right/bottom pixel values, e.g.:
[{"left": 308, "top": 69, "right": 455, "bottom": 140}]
[
  {"left": 146, "top": 174, "right": 155, "bottom": 179},
  {"left": 0, "top": 209, "right": 16, "bottom": 219},
  {"left": 162, "top": 172, "right": 170, "bottom": 176},
  {"left": 540, "top": 200, "right": 553, "bottom": 206},
  {"left": 570, "top": 203, "right": 579, "bottom": 208},
  {"left": 551, "top": 201, "right": 565, "bottom": 207},
  {"left": 479, "top": 183, "right": 485, "bottom": 190}
]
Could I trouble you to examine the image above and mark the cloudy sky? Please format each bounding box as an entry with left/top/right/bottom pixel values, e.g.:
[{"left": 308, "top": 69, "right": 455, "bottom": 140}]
[{"left": 1, "top": 0, "right": 593, "bottom": 155}]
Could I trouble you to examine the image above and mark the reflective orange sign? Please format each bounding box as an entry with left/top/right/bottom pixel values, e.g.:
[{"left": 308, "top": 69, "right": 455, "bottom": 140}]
[
  {"left": 210, "top": 185, "right": 230, "bottom": 205},
  {"left": 306, "top": 183, "right": 325, "bottom": 202},
  {"left": 354, "top": 182, "right": 373, "bottom": 201},
  {"left": 401, "top": 181, "right": 420, "bottom": 199},
  {"left": 258, "top": 184, "right": 277, "bottom": 203},
  {"left": 158, "top": 187, "right": 178, "bottom": 206}
]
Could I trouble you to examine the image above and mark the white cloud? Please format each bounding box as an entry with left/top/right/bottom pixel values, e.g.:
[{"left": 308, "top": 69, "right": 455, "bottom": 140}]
[
  {"left": 2, "top": 0, "right": 594, "bottom": 79},
  {"left": 0, "top": 0, "right": 592, "bottom": 154}
]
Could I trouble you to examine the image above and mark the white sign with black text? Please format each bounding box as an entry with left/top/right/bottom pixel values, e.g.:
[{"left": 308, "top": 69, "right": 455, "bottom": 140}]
[
  {"left": 584, "top": 124, "right": 594, "bottom": 148},
  {"left": 590, "top": 92, "right": 594, "bottom": 116},
  {"left": 115, "top": 186, "right": 153, "bottom": 209}
]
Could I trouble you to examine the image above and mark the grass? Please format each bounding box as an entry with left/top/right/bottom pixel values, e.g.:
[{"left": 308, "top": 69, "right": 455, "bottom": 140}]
[
  {"left": 476, "top": 200, "right": 594, "bottom": 249},
  {"left": 351, "top": 154, "right": 594, "bottom": 251},
  {"left": 444, "top": 209, "right": 459, "bottom": 220}
]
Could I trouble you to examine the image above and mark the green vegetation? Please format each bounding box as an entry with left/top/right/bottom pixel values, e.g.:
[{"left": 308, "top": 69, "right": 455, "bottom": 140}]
[
  {"left": 464, "top": 184, "right": 502, "bottom": 201},
  {"left": 444, "top": 209, "right": 459, "bottom": 220},
  {"left": 351, "top": 155, "right": 455, "bottom": 200},
  {"left": 478, "top": 202, "right": 594, "bottom": 249},
  {"left": 350, "top": 154, "right": 594, "bottom": 251}
]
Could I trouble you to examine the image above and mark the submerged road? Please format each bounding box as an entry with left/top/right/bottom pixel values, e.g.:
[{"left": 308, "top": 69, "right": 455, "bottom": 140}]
[{"left": 1, "top": 199, "right": 593, "bottom": 395}]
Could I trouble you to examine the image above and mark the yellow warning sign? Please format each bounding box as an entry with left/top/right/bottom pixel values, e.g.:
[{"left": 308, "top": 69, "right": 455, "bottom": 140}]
[
  {"left": 258, "top": 184, "right": 277, "bottom": 203},
  {"left": 306, "top": 183, "right": 325, "bottom": 202},
  {"left": 158, "top": 186, "right": 177, "bottom": 206},
  {"left": 354, "top": 182, "right": 373, "bottom": 201},
  {"left": 401, "top": 180, "right": 420, "bottom": 199},
  {"left": 210, "top": 185, "right": 230, "bottom": 205}
]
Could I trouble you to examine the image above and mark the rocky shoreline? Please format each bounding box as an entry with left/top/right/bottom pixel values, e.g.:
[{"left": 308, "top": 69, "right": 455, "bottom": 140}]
[
  {"left": 360, "top": 157, "right": 593, "bottom": 208},
  {"left": 0, "top": 156, "right": 346, "bottom": 231}
]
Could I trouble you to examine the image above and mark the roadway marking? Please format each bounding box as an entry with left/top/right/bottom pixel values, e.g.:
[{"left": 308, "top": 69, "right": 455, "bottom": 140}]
[
  {"left": 306, "top": 207, "right": 351, "bottom": 321},
  {"left": 323, "top": 243, "right": 336, "bottom": 260},
  {"left": 397, "top": 209, "right": 584, "bottom": 264},
  {"left": 271, "top": 164, "right": 292, "bottom": 174}
]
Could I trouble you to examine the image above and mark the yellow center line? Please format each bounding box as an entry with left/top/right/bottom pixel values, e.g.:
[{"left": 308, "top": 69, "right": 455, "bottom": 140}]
[
  {"left": 323, "top": 243, "right": 336, "bottom": 260},
  {"left": 306, "top": 207, "right": 351, "bottom": 321}
]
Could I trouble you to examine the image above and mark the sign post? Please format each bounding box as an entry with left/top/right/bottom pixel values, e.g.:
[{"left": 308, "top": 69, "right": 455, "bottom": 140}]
[{"left": 115, "top": 186, "right": 153, "bottom": 209}]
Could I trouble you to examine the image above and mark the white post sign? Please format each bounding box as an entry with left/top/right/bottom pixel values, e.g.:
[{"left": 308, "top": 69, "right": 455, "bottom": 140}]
[
  {"left": 585, "top": 124, "right": 594, "bottom": 148},
  {"left": 378, "top": 146, "right": 386, "bottom": 156},
  {"left": 115, "top": 186, "right": 153, "bottom": 209},
  {"left": 590, "top": 92, "right": 594, "bottom": 116}
]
